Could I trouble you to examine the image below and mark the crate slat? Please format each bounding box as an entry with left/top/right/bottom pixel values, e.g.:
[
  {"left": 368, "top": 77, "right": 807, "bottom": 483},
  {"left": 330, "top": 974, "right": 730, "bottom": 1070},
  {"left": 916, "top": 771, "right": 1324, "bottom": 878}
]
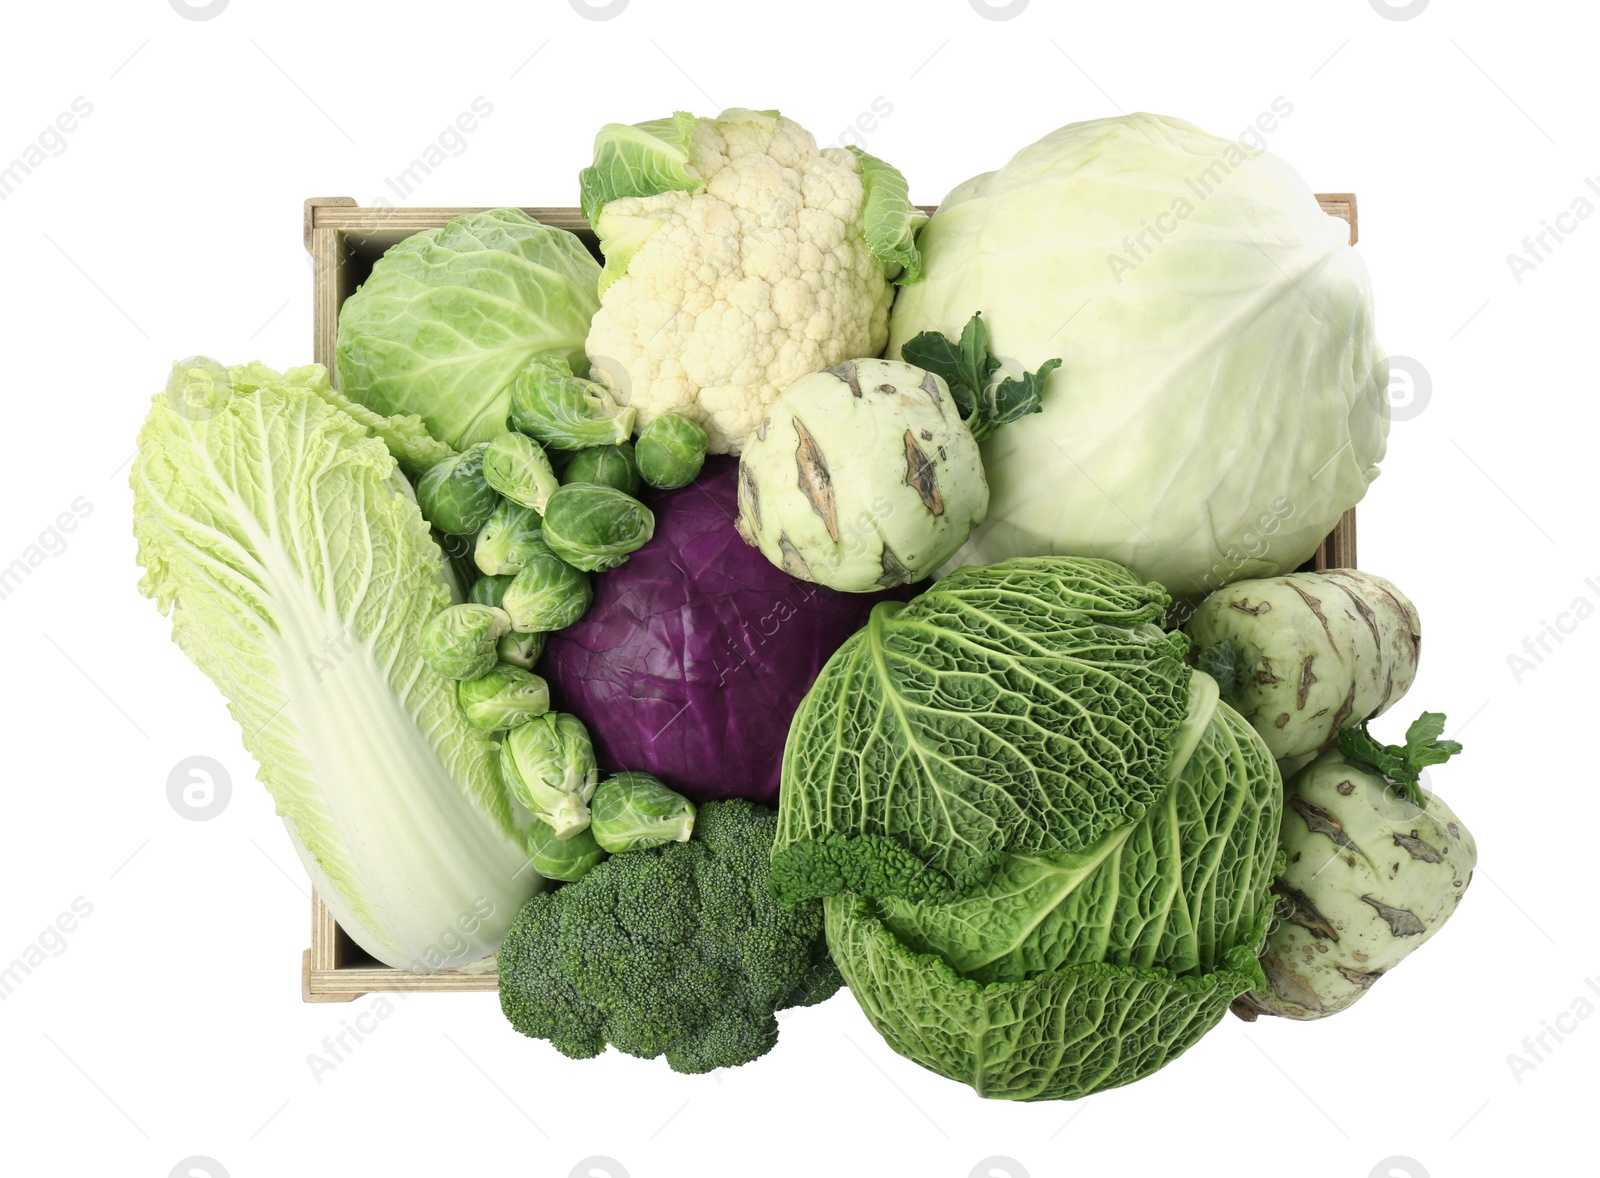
[{"left": 301, "top": 193, "right": 1363, "bottom": 1000}]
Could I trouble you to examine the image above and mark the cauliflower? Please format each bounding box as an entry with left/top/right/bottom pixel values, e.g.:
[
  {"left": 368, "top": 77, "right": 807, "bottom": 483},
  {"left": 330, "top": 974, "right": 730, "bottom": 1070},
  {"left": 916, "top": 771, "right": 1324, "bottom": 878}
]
[{"left": 580, "top": 108, "right": 923, "bottom": 454}]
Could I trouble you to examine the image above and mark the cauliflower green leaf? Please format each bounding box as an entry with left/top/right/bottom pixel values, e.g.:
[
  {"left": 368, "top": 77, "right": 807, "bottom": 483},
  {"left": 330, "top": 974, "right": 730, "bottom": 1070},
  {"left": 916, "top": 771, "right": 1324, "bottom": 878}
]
[
  {"left": 849, "top": 145, "right": 928, "bottom": 284},
  {"left": 579, "top": 111, "right": 703, "bottom": 225}
]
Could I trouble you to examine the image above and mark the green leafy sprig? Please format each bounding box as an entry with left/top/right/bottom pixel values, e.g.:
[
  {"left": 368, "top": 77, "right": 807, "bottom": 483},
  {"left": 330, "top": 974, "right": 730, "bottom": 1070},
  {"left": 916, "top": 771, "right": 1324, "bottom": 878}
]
[
  {"left": 1338, "top": 711, "right": 1462, "bottom": 809},
  {"left": 900, "top": 313, "right": 1061, "bottom": 443}
]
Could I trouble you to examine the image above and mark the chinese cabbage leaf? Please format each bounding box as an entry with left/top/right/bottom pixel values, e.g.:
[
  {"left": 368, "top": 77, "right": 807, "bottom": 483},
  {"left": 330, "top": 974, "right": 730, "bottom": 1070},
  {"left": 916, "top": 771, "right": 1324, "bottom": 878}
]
[{"left": 133, "top": 360, "right": 540, "bottom": 971}]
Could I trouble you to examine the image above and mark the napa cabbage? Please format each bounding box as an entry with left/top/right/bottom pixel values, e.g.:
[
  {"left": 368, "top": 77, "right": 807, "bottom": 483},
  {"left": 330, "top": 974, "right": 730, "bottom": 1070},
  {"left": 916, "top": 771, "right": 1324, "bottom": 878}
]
[{"left": 133, "top": 360, "right": 541, "bottom": 972}]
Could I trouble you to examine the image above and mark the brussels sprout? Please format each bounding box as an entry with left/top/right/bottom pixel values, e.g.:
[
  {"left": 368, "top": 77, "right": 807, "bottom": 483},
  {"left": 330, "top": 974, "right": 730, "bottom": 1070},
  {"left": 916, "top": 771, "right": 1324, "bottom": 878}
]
[
  {"left": 636, "top": 413, "right": 708, "bottom": 490},
  {"left": 416, "top": 443, "right": 497, "bottom": 535},
  {"left": 589, "top": 772, "right": 696, "bottom": 853},
  {"left": 483, "top": 431, "right": 560, "bottom": 512},
  {"left": 509, "top": 353, "right": 637, "bottom": 449},
  {"left": 456, "top": 665, "right": 551, "bottom": 730},
  {"left": 420, "top": 603, "right": 512, "bottom": 680},
  {"left": 497, "top": 628, "right": 547, "bottom": 671},
  {"left": 502, "top": 552, "right": 592, "bottom": 632},
  {"left": 561, "top": 442, "right": 642, "bottom": 496},
  {"left": 474, "top": 500, "right": 549, "bottom": 576},
  {"left": 1234, "top": 713, "right": 1475, "bottom": 1023},
  {"left": 503, "top": 712, "right": 601, "bottom": 837},
  {"left": 540, "top": 483, "right": 656, "bottom": 572},
  {"left": 526, "top": 821, "right": 606, "bottom": 883},
  {"left": 468, "top": 574, "right": 516, "bottom": 608}
]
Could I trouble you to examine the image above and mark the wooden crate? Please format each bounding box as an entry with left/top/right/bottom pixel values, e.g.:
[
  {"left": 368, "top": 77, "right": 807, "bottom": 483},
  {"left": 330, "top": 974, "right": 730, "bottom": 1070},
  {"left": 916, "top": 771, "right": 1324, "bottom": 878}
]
[{"left": 300, "top": 194, "right": 1362, "bottom": 1001}]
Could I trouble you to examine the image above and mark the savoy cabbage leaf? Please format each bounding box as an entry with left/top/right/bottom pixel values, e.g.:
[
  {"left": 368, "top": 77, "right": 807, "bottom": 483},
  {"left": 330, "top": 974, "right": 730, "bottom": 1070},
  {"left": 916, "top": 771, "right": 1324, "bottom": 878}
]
[
  {"left": 825, "top": 894, "right": 1271, "bottom": 1101},
  {"left": 822, "top": 689, "right": 1282, "bottom": 1101},
  {"left": 770, "top": 558, "right": 1194, "bottom": 903},
  {"left": 871, "top": 701, "right": 1282, "bottom": 983}
]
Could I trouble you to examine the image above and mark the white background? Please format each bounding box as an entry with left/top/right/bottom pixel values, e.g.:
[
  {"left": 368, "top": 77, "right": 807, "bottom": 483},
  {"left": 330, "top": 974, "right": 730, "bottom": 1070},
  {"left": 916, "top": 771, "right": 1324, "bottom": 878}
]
[{"left": 0, "top": 1, "right": 1591, "bottom": 1176}]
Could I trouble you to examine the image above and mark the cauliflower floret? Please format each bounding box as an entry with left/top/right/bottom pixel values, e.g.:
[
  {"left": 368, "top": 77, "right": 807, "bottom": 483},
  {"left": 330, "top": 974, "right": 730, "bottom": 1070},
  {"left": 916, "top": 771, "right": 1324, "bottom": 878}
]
[{"left": 585, "top": 109, "right": 896, "bottom": 454}]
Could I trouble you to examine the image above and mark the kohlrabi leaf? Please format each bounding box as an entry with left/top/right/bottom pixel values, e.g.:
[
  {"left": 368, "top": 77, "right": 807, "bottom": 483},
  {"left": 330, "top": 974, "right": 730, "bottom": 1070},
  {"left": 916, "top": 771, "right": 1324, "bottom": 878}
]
[
  {"left": 899, "top": 313, "right": 1060, "bottom": 442},
  {"left": 985, "top": 358, "right": 1060, "bottom": 430},
  {"left": 133, "top": 360, "right": 539, "bottom": 972},
  {"left": 1338, "top": 710, "right": 1461, "bottom": 808},
  {"left": 849, "top": 146, "right": 928, "bottom": 285},
  {"left": 898, "top": 326, "right": 975, "bottom": 417},
  {"left": 579, "top": 112, "right": 704, "bottom": 226},
  {"left": 770, "top": 557, "right": 1193, "bottom": 903}
]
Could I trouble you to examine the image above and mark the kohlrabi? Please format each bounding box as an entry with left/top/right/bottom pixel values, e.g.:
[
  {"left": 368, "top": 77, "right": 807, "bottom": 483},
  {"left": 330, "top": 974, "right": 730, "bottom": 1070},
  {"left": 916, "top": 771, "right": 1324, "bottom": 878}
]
[
  {"left": 1234, "top": 712, "right": 1475, "bottom": 1022},
  {"left": 1185, "top": 569, "right": 1422, "bottom": 758}
]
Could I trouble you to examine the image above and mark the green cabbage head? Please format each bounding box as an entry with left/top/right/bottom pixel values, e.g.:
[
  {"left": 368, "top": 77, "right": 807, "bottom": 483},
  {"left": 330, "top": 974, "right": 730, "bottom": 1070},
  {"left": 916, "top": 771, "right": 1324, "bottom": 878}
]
[
  {"left": 887, "top": 114, "right": 1388, "bottom": 599},
  {"left": 773, "top": 558, "right": 1283, "bottom": 1100},
  {"left": 337, "top": 209, "right": 602, "bottom": 450}
]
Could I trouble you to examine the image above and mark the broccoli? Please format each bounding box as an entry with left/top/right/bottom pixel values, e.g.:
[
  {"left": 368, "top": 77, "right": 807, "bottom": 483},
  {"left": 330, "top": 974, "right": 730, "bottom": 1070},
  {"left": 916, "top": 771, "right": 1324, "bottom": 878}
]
[{"left": 498, "top": 798, "right": 842, "bottom": 1074}]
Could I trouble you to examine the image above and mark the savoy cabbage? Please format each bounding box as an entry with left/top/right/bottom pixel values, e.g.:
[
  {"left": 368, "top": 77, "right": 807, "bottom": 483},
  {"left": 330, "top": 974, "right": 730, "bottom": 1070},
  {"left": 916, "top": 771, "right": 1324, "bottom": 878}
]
[{"left": 772, "top": 557, "right": 1283, "bottom": 1100}]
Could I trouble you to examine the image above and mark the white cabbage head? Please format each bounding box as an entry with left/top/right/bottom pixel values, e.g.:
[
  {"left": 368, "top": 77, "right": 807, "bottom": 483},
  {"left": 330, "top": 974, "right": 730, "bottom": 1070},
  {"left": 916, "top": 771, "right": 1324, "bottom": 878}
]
[{"left": 887, "top": 113, "right": 1388, "bottom": 599}]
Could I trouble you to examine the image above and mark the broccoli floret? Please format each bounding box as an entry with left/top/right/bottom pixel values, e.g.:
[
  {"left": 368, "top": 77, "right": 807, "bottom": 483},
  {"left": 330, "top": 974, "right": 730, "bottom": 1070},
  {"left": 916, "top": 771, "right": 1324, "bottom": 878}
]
[{"left": 498, "top": 798, "right": 841, "bottom": 1074}]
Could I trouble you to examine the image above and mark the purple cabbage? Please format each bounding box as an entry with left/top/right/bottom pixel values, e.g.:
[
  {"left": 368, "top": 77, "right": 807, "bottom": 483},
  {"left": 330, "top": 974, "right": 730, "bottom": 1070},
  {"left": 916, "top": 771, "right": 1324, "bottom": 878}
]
[{"left": 541, "top": 458, "right": 896, "bottom": 803}]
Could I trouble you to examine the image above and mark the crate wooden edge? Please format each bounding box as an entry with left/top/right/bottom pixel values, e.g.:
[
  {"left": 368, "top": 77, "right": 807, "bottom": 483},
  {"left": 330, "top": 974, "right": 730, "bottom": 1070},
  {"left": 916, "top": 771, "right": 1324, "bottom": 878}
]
[
  {"left": 301, "top": 193, "right": 1361, "bottom": 1001},
  {"left": 305, "top": 196, "right": 1356, "bottom": 372},
  {"left": 305, "top": 893, "right": 498, "bottom": 1000}
]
